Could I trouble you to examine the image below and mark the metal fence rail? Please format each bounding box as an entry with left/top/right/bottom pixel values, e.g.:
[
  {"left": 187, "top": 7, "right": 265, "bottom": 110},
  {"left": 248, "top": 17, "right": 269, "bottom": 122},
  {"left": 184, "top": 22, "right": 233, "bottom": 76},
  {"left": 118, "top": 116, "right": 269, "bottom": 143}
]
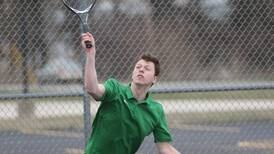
[{"left": 0, "top": 0, "right": 273, "bottom": 154}]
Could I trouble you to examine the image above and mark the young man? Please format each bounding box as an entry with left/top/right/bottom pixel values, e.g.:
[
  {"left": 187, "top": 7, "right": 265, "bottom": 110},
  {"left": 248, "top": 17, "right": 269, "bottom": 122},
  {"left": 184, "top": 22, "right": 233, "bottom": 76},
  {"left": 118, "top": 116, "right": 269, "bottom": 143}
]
[{"left": 82, "top": 32, "right": 180, "bottom": 154}]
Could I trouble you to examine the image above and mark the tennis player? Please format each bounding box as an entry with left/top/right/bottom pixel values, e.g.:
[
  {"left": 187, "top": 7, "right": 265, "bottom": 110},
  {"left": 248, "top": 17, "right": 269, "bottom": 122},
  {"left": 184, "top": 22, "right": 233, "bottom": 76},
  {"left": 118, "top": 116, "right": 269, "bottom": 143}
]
[{"left": 82, "top": 32, "right": 180, "bottom": 154}]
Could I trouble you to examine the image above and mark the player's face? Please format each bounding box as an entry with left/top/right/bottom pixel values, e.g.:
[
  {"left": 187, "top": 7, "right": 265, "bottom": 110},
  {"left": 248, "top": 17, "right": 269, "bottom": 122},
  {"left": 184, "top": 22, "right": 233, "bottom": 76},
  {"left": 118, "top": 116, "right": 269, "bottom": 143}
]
[{"left": 132, "top": 59, "right": 157, "bottom": 86}]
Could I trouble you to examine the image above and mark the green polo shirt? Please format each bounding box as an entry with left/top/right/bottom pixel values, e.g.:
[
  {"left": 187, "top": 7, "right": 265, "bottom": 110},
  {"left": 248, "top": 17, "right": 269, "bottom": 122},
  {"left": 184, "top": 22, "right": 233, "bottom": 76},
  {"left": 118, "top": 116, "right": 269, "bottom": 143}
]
[{"left": 85, "top": 78, "right": 172, "bottom": 154}]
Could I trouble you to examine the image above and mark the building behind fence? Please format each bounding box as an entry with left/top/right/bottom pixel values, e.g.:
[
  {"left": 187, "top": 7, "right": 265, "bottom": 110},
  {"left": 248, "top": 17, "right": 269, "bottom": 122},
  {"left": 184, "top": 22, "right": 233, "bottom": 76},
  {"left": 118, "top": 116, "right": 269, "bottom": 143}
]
[{"left": 0, "top": 0, "right": 273, "bottom": 154}]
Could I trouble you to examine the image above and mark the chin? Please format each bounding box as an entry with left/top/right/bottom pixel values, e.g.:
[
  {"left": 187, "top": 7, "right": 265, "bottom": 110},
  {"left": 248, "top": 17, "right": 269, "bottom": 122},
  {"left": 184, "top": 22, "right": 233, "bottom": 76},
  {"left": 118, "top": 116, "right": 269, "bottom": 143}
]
[{"left": 133, "top": 78, "right": 152, "bottom": 86}]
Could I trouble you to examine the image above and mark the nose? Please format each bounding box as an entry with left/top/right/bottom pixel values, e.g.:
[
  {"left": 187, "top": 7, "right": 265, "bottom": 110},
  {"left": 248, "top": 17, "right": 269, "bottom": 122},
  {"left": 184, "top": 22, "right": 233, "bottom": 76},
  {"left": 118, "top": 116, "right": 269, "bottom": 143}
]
[{"left": 138, "top": 67, "right": 144, "bottom": 73}]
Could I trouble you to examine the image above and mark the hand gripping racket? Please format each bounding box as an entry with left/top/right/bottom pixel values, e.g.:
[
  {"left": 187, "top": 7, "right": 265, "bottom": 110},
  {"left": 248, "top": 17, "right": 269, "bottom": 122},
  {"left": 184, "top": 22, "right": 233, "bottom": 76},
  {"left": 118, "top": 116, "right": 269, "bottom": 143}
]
[{"left": 63, "top": 0, "right": 97, "bottom": 48}]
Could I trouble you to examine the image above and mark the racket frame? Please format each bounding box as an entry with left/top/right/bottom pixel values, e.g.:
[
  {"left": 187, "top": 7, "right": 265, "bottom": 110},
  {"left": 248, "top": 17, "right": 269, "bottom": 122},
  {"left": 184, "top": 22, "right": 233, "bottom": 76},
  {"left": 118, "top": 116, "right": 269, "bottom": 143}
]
[{"left": 62, "top": 0, "right": 97, "bottom": 48}]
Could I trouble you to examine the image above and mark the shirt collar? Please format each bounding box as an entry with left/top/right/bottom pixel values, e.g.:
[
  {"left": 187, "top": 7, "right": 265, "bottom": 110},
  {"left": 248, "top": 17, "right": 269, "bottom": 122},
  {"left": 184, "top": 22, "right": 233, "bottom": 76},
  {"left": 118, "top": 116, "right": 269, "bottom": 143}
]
[{"left": 126, "top": 84, "right": 151, "bottom": 104}]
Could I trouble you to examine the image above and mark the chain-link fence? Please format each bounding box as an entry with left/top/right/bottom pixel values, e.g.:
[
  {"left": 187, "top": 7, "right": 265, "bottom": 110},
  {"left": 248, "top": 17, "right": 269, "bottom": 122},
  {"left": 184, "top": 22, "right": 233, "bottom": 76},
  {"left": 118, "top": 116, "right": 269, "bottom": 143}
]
[{"left": 0, "top": 0, "right": 273, "bottom": 153}]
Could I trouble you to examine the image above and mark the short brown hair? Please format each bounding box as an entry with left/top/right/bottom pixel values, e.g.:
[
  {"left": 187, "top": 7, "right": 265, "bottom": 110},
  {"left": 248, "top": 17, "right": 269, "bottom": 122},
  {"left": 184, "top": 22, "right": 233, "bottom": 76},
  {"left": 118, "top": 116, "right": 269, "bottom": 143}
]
[{"left": 139, "top": 54, "right": 160, "bottom": 76}]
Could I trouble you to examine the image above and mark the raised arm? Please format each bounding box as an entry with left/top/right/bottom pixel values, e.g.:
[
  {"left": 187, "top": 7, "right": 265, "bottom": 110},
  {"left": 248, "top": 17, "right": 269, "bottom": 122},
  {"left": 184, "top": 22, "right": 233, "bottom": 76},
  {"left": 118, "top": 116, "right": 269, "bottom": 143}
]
[
  {"left": 81, "top": 32, "right": 105, "bottom": 100},
  {"left": 156, "top": 142, "right": 181, "bottom": 154}
]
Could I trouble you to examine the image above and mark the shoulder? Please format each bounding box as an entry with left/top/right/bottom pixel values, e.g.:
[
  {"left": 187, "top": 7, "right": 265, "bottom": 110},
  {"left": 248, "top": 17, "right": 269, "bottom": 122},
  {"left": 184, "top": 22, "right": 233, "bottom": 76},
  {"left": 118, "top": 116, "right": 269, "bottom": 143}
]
[
  {"left": 148, "top": 97, "right": 165, "bottom": 113},
  {"left": 97, "top": 78, "right": 122, "bottom": 101},
  {"left": 104, "top": 78, "right": 119, "bottom": 85}
]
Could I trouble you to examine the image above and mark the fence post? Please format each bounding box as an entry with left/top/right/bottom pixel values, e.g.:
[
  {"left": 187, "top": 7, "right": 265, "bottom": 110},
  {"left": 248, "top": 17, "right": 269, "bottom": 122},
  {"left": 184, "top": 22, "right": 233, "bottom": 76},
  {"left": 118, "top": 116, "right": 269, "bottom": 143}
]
[
  {"left": 17, "top": 2, "right": 34, "bottom": 119},
  {"left": 83, "top": 90, "right": 91, "bottom": 148}
]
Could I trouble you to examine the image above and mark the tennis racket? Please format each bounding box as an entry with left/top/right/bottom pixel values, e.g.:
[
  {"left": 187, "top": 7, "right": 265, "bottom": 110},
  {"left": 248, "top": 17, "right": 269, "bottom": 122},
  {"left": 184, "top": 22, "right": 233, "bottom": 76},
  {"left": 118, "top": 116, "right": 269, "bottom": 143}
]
[{"left": 63, "top": 0, "right": 97, "bottom": 48}]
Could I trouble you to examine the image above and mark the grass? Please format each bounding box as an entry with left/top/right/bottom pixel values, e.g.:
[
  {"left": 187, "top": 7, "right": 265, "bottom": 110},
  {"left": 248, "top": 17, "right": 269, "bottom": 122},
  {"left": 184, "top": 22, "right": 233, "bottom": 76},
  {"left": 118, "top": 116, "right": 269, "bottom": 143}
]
[
  {"left": 1, "top": 109, "right": 273, "bottom": 132},
  {"left": 152, "top": 90, "right": 274, "bottom": 100}
]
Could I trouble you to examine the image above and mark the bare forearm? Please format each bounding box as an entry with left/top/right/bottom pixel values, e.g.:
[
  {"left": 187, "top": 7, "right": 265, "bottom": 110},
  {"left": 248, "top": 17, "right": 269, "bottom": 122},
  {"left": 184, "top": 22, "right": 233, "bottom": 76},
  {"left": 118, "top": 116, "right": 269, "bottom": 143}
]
[
  {"left": 84, "top": 53, "right": 99, "bottom": 94},
  {"left": 156, "top": 143, "right": 181, "bottom": 154}
]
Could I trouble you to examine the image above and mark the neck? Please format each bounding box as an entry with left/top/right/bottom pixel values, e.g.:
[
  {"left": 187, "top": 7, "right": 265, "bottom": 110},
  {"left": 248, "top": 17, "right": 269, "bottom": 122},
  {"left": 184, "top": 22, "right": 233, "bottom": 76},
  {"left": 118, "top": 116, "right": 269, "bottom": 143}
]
[{"left": 131, "top": 83, "right": 150, "bottom": 101}]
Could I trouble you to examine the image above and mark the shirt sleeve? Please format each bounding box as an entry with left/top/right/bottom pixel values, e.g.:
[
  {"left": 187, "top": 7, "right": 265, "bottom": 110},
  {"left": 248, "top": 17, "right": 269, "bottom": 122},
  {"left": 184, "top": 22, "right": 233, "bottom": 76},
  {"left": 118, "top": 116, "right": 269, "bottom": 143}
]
[
  {"left": 153, "top": 105, "right": 173, "bottom": 143},
  {"left": 98, "top": 78, "right": 120, "bottom": 102}
]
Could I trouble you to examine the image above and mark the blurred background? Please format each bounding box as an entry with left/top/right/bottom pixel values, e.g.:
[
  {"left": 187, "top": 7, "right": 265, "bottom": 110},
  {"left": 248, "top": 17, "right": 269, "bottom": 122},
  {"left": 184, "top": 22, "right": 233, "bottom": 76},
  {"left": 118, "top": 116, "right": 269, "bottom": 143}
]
[{"left": 0, "top": 0, "right": 273, "bottom": 154}]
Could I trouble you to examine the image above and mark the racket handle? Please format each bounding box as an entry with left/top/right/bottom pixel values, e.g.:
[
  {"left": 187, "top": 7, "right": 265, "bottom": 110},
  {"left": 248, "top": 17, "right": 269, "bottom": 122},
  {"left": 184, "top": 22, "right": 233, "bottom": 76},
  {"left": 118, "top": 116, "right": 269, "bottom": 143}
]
[{"left": 82, "top": 23, "right": 89, "bottom": 33}]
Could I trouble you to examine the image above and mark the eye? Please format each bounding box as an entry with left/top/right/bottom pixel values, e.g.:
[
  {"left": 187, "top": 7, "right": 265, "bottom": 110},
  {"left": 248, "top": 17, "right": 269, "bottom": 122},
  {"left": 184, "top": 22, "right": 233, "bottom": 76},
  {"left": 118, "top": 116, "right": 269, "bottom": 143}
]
[{"left": 144, "top": 66, "right": 151, "bottom": 71}]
